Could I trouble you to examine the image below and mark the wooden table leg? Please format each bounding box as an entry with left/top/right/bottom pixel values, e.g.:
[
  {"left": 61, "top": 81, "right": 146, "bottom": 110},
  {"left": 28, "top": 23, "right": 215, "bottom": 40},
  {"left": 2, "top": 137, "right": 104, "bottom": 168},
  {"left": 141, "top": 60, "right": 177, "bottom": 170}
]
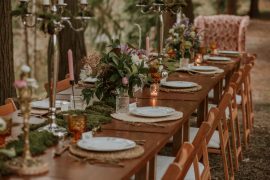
[
  {"left": 172, "top": 128, "right": 182, "bottom": 156},
  {"left": 197, "top": 97, "right": 208, "bottom": 127},
  {"left": 135, "top": 163, "right": 148, "bottom": 180},
  {"left": 213, "top": 80, "right": 223, "bottom": 104},
  {"left": 183, "top": 119, "right": 190, "bottom": 142},
  {"left": 148, "top": 156, "right": 156, "bottom": 180}
]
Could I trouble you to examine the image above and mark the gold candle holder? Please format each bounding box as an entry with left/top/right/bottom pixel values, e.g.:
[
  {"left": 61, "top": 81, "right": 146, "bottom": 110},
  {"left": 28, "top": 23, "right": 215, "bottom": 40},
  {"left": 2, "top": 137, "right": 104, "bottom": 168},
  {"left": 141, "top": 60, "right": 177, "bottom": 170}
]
[{"left": 7, "top": 66, "right": 49, "bottom": 175}]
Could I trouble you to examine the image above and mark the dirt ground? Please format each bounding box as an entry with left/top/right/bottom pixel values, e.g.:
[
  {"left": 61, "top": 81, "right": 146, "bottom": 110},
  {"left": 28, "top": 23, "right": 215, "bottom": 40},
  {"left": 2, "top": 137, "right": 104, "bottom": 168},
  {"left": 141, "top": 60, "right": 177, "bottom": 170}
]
[{"left": 210, "top": 19, "right": 270, "bottom": 179}]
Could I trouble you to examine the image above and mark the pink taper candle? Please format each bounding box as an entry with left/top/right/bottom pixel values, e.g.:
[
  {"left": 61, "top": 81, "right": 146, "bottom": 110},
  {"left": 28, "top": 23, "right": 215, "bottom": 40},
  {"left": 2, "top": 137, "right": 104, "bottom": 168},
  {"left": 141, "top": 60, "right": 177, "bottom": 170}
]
[
  {"left": 146, "top": 36, "right": 150, "bottom": 57},
  {"left": 68, "top": 49, "right": 75, "bottom": 81}
]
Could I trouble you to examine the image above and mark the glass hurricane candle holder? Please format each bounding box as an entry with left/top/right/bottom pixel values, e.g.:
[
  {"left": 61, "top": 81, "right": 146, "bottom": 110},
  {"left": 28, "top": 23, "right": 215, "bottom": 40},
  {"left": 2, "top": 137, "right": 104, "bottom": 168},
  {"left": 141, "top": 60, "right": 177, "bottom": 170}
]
[
  {"left": 68, "top": 114, "right": 87, "bottom": 143},
  {"left": 150, "top": 83, "right": 159, "bottom": 97},
  {"left": 195, "top": 54, "right": 203, "bottom": 65}
]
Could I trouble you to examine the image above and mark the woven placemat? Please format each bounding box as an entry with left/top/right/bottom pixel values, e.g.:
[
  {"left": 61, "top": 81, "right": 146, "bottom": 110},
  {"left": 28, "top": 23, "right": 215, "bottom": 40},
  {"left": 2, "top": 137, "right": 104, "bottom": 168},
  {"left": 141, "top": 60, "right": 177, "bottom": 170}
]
[
  {"left": 69, "top": 144, "right": 144, "bottom": 161},
  {"left": 206, "top": 60, "right": 235, "bottom": 64},
  {"left": 111, "top": 111, "right": 183, "bottom": 123},
  {"left": 160, "top": 85, "right": 202, "bottom": 93}
]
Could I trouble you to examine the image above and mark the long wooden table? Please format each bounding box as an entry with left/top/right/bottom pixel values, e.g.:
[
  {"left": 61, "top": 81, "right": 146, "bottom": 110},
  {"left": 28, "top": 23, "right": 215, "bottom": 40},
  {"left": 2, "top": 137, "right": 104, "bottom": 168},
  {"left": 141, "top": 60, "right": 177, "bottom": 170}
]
[{"left": 6, "top": 57, "right": 240, "bottom": 180}]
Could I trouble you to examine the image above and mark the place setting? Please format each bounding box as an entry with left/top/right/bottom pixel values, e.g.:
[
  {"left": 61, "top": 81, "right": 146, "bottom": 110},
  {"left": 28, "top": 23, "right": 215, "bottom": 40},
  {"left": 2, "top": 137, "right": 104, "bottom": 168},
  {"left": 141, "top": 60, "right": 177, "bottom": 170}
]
[
  {"left": 159, "top": 80, "right": 202, "bottom": 93},
  {"left": 203, "top": 54, "right": 234, "bottom": 64},
  {"left": 176, "top": 64, "right": 224, "bottom": 75},
  {"left": 111, "top": 104, "right": 183, "bottom": 125},
  {"left": 68, "top": 131, "right": 145, "bottom": 168}
]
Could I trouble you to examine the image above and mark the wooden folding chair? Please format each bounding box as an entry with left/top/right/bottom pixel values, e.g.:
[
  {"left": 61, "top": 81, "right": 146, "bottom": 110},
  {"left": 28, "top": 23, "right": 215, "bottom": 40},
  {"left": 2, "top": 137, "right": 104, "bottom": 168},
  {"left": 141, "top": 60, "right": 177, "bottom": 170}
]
[
  {"left": 44, "top": 76, "right": 71, "bottom": 94},
  {"left": 0, "top": 98, "right": 17, "bottom": 116},
  {"left": 162, "top": 121, "right": 212, "bottom": 180},
  {"left": 238, "top": 63, "right": 254, "bottom": 147},
  {"left": 191, "top": 94, "right": 235, "bottom": 179},
  {"left": 227, "top": 85, "right": 243, "bottom": 171},
  {"left": 158, "top": 109, "right": 218, "bottom": 180}
]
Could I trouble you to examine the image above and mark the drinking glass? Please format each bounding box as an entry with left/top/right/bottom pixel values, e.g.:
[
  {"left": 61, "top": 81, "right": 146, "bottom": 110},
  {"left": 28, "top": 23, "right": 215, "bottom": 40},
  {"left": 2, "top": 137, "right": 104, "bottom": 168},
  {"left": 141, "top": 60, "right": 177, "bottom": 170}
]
[
  {"left": 68, "top": 115, "right": 86, "bottom": 143},
  {"left": 70, "top": 95, "right": 85, "bottom": 110}
]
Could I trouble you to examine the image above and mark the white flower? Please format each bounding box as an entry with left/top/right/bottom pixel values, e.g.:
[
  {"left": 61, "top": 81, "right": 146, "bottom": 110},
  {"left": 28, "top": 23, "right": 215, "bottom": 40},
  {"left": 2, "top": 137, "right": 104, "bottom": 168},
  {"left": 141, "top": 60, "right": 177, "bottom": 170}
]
[
  {"left": 169, "top": 29, "right": 174, "bottom": 34},
  {"left": 131, "top": 54, "right": 141, "bottom": 65},
  {"left": 80, "top": 69, "right": 88, "bottom": 80},
  {"left": 180, "top": 24, "right": 185, "bottom": 29},
  {"left": 0, "top": 117, "right": 7, "bottom": 131},
  {"left": 21, "top": 65, "right": 31, "bottom": 73},
  {"left": 26, "top": 78, "right": 38, "bottom": 89},
  {"left": 190, "top": 31, "right": 196, "bottom": 38}
]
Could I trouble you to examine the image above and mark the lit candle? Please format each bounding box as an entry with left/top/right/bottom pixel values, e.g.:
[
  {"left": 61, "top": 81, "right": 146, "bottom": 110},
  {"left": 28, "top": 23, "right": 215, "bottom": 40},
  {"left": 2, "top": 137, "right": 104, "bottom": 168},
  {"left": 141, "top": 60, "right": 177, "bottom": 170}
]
[
  {"left": 195, "top": 54, "right": 203, "bottom": 65},
  {"left": 58, "top": 0, "right": 64, "bottom": 4},
  {"left": 43, "top": 0, "right": 50, "bottom": 5},
  {"left": 80, "top": 0, "right": 88, "bottom": 4},
  {"left": 151, "top": 98, "right": 157, "bottom": 107},
  {"left": 68, "top": 49, "right": 75, "bottom": 81},
  {"left": 150, "top": 83, "right": 159, "bottom": 97},
  {"left": 146, "top": 36, "right": 150, "bottom": 57}
]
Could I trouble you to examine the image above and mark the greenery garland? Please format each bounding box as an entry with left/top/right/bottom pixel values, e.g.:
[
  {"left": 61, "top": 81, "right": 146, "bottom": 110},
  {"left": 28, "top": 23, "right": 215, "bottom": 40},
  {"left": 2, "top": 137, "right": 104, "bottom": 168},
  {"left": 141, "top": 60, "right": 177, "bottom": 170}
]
[{"left": 0, "top": 131, "right": 59, "bottom": 177}]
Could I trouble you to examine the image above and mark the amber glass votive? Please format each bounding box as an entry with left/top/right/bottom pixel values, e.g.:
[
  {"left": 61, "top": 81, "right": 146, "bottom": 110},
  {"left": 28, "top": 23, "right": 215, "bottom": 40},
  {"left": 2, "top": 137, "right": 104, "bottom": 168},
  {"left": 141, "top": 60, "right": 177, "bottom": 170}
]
[{"left": 68, "top": 115, "right": 86, "bottom": 143}]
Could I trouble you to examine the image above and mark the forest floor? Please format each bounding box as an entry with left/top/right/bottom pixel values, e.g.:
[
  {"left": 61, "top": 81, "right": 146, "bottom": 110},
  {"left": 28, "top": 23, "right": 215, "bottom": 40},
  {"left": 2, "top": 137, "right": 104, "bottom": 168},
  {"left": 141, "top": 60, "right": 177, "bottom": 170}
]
[{"left": 208, "top": 19, "right": 270, "bottom": 179}]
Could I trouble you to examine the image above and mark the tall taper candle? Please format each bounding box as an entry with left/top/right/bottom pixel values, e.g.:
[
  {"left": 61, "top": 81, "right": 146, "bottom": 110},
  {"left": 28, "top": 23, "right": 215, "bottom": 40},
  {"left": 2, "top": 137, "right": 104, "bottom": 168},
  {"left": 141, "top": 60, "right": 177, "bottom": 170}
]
[
  {"left": 146, "top": 36, "right": 150, "bottom": 57},
  {"left": 68, "top": 49, "right": 75, "bottom": 81}
]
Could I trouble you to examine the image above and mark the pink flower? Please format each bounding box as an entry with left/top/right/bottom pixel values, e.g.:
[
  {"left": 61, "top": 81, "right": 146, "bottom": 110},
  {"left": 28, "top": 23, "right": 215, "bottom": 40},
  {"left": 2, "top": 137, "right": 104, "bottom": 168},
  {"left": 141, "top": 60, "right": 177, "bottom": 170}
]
[
  {"left": 122, "top": 77, "right": 129, "bottom": 86},
  {"left": 14, "top": 80, "right": 27, "bottom": 89}
]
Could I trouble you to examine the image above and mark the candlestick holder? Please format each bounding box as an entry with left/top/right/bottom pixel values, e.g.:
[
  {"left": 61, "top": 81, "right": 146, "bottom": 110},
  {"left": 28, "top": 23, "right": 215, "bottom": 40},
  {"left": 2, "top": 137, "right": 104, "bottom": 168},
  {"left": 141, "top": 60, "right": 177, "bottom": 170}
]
[
  {"left": 136, "top": 0, "right": 186, "bottom": 59},
  {"left": 7, "top": 66, "right": 48, "bottom": 175},
  {"left": 14, "top": 0, "right": 93, "bottom": 137}
]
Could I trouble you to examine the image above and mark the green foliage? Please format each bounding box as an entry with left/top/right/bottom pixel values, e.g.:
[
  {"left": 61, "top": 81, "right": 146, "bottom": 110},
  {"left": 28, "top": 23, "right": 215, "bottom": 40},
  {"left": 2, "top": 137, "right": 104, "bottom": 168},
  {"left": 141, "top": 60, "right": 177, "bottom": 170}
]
[
  {"left": 82, "top": 40, "right": 149, "bottom": 103},
  {"left": 6, "top": 131, "right": 58, "bottom": 156},
  {"left": 11, "top": 3, "right": 28, "bottom": 17},
  {"left": 0, "top": 131, "right": 58, "bottom": 176}
]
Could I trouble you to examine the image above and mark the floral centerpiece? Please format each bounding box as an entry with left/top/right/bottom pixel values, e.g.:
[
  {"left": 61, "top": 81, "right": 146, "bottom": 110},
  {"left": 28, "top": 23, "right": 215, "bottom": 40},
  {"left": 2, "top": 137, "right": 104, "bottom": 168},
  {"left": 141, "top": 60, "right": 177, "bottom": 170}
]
[
  {"left": 82, "top": 40, "right": 149, "bottom": 105},
  {"left": 166, "top": 18, "right": 200, "bottom": 60},
  {"left": 79, "top": 52, "right": 101, "bottom": 81}
]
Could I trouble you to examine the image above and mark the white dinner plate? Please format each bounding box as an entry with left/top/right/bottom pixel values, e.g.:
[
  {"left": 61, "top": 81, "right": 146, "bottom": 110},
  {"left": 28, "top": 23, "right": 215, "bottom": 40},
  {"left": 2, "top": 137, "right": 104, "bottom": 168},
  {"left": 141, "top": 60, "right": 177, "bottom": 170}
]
[
  {"left": 77, "top": 137, "right": 136, "bottom": 152},
  {"left": 161, "top": 81, "right": 198, "bottom": 88},
  {"left": 130, "top": 106, "right": 176, "bottom": 118},
  {"left": 190, "top": 66, "right": 218, "bottom": 72},
  {"left": 31, "top": 100, "right": 66, "bottom": 109},
  {"left": 218, "top": 50, "right": 240, "bottom": 55},
  {"left": 83, "top": 77, "right": 97, "bottom": 83},
  {"left": 206, "top": 56, "right": 231, "bottom": 61}
]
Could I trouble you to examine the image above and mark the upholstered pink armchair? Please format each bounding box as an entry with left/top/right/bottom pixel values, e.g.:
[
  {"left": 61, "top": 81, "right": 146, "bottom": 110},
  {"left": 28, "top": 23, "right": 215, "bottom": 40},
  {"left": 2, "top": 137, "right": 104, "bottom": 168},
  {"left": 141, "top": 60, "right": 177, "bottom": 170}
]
[{"left": 194, "top": 15, "right": 250, "bottom": 52}]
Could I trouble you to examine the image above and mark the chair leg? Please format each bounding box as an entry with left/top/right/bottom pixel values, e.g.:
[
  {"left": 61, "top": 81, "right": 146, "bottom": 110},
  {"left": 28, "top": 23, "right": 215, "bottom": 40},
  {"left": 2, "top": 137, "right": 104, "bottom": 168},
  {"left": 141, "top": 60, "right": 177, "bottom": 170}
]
[
  {"left": 227, "top": 141, "right": 235, "bottom": 179},
  {"left": 241, "top": 103, "right": 250, "bottom": 147},
  {"left": 229, "top": 117, "right": 241, "bottom": 171},
  {"left": 220, "top": 145, "right": 230, "bottom": 180}
]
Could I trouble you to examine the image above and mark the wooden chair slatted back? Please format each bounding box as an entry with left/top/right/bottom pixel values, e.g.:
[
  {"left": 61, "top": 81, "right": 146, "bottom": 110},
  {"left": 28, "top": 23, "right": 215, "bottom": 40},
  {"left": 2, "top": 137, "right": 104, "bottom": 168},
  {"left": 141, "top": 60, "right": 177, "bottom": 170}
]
[
  {"left": 163, "top": 119, "right": 213, "bottom": 180},
  {"left": 44, "top": 77, "right": 71, "bottom": 94},
  {"left": 0, "top": 98, "right": 17, "bottom": 116}
]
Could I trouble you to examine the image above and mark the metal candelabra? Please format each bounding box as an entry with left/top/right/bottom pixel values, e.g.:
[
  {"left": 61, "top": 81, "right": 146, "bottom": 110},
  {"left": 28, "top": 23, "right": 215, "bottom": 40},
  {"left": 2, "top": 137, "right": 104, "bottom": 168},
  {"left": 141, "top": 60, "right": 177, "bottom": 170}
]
[
  {"left": 136, "top": 0, "right": 186, "bottom": 58},
  {"left": 18, "top": 0, "right": 93, "bottom": 137}
]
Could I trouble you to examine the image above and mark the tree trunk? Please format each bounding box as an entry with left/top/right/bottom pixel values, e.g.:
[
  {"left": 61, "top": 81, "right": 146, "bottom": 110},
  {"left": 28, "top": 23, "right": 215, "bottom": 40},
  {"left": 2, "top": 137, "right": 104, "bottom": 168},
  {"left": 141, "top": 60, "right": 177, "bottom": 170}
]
[
  {"left": 58, "top": 0, "right": 87, "bottom": 81},
  {"left": 183, "top": 0, "right": 194, "bottom": 22},
  {"left": 227, "top": 0, "right": 238, "bottom": 14},
  {"left": 163, "top": 11, "right": 176, "bottom": 40},
  {"left": 0, "top": 1, "right": 16, "bottom": 105},
  {"left": 249, "top": 0, "right": 260, "bottom": 18},
  {"left": 216, "top": 0, "right": 225, "bottom": 14}
]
